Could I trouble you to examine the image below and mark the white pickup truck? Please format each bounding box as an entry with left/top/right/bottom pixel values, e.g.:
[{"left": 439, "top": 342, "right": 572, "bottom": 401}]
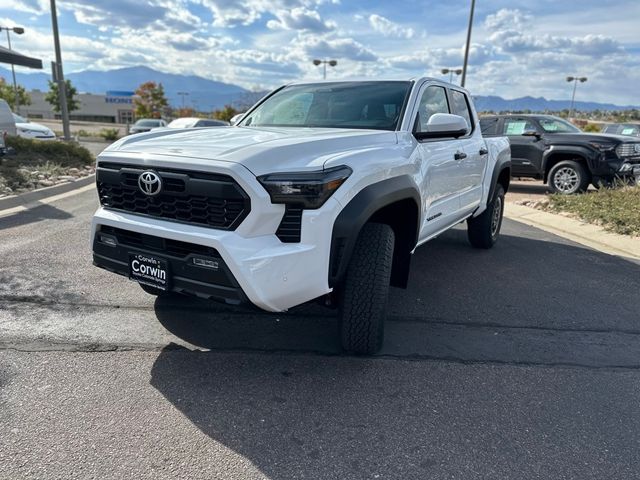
[{"left": 92, "top": 78, "right": 511, "bottom": 354}]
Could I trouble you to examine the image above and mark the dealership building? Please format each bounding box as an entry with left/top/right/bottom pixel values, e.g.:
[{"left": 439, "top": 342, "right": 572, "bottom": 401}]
[{"left": 20, "top": 90, "right": 135, "bottom": 124}]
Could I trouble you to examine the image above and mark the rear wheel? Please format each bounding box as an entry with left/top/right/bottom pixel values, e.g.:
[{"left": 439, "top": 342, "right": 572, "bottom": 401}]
[
  {"left": 467, "top": 185, "right": 505, "bottom": 249},
  {"left": 339, "top": 223, "right": 395, "bottom": 355},
  {"left": 548, "top": 160, "right": 589, "bottom": 194}
]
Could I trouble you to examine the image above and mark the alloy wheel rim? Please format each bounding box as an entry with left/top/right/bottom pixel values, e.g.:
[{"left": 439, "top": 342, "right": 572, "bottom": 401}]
[
  {"left": 553, "top": 167, "right": 579, "bottom": 193},
  {"left": 491, "top": 196, "right": 502, "bottom": 237}
]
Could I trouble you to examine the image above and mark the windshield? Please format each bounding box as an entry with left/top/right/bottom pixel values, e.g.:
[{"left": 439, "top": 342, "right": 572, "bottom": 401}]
[
  {"left": 136, "top": 119, "right": 161, "bottom": 127},
  {"left": 538, "top": 117, "right": 581, "bottom": 133},
  {"left": 240, "top": 81, "right": 412, "bottom": 130},
  {"left": 12, "top": 113, "right": 27, "bottom": 123}
]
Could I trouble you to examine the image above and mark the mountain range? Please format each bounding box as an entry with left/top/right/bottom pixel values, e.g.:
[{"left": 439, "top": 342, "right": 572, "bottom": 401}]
[{"left": 1, "top": 65, "right": 638, "bottom": 112}]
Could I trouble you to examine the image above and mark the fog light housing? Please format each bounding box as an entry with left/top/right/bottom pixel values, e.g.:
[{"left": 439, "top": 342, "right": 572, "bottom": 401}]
[
  {"left": 193, "top": 257, "right": 219, "bottom": 270},
  {"left": 98, "top": 233, "right": 117, "bottom": 247}
]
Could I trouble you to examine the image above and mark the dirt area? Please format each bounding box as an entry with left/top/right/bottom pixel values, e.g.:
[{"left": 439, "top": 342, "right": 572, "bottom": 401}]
[{"left": 505, "top": 179, "right": 551, "bottom": 204}]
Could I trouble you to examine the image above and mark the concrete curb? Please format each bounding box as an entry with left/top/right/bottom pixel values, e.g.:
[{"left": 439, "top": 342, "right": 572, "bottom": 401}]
[
  {"left": 0, "top": 174, "right": 95, "bottom": 212},
  {"left": 504, "top": 202, "right": 640, "bottom": 262}
]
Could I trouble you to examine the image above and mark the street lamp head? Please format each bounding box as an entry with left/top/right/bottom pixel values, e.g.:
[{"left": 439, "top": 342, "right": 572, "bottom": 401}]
[
  {"left": 13, "top": 27, "right": 25, "bottom": 34},
  {"left": 313, "top": 59, "right": 322, "bottom": 66},
  {"left": 566, "top": 76, "right": 575, "bottom": 82},
  {"left": 454, "top": 69, "right": 463, "bottom": 75},
  {"left": 441, "top": 68, "right": 450, "bottom": 74},
  {"left": 579, "top": 77, "right": 588, "bottom": 83},
  {"left": 328, "top": 60, "right": 337, "bottom": 67}
]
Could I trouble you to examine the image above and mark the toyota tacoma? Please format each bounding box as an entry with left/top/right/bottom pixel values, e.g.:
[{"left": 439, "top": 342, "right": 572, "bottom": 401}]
[
  {"left": 92, "top": 79, "right": 511, "bottom": 354},
  {"left": 480, "top": 114, "right": 640, "bottom": 193}
]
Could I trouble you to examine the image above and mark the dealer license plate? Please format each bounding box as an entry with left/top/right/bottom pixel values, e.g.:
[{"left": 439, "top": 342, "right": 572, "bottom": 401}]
[{"left": 129, "top": 253, "right": 170, "bottom": 291}]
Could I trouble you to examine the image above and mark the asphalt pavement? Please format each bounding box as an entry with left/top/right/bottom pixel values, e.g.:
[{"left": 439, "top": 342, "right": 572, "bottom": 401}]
[{"left": 1, "top": 189, "right": 639, "bottom": 479}]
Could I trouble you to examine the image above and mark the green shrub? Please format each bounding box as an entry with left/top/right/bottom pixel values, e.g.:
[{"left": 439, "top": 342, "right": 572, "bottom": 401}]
[
  {"left": 76, "top": 129, "right": 91, "bottom": 137},
  {"left": 99, "top": 128, "right": 120, "bottom": 141},
  {"left": 582, "top": 123, "right": 601, "bottom": 133},
  {"left": 5, "top": 135, "right": 93, "bottom": 168}
]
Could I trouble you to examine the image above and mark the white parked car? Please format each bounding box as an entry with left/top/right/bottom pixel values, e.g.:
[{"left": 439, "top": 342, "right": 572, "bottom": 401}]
[
  {"left": 166, "top": 117, "right": 229, "bottom": 129},
  {"left": 92, "top": 78, "right": 511, "bottom": 354},
  {"left": 13, "top": 113, "right": 56, "bottom": 140}
]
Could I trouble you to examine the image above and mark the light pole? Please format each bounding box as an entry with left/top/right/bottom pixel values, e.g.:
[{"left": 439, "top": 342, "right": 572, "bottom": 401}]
[
  {"left": 567, "top": 76, "right": 587, "bottom": 119},
  {"left": 313, "top": 59, "right": 337, "bottom": 79},
  {"left": 177, "top": 91, "right": 189, "bottom": 109},
  {"left": 50, "top": 0, "right": 71, "bottom": 141},
  {"left": 461, "top": 0, "right": 476, "bottom": 87},
  {"left": 0, "top": 26, "right": 25, "bottom": 113},
  {"left": 441, "top": 68, "right": 462, "bottom": 84}
]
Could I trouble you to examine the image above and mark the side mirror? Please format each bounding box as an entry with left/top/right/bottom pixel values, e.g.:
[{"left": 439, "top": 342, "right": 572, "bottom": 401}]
[
  {"left": 522, "top": 130, "right": 541, "bottom": 139},
  {"left": 414, "top": 113, "right": 468, "bottom": 140},
  {"left": 230, "top": 113, "right": 244, "bottom": 126}
]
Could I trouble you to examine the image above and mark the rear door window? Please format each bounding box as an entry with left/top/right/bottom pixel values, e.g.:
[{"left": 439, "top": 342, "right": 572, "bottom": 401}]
[
  {"left": 503, "top": 118, "right": 537, "bottom": 136},
  {"left": 480, "top": 117, "right": 499, "bottom": 135},
  {"left": 450, "top": 90, "right": 473, "bottom": 131}
]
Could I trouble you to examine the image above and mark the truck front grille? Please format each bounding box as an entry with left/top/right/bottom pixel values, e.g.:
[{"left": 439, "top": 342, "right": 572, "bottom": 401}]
[
  {"left": 616, "top": 143, "right": 640, "bottom": 159},
  {"left": 96, "top": 163, "right": 250, "bottom": 230}
]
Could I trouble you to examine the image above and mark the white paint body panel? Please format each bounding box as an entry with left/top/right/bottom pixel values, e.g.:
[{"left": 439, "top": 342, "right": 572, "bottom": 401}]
[{"left": 91, "top": 78, "right": 510, "bottom": 311}]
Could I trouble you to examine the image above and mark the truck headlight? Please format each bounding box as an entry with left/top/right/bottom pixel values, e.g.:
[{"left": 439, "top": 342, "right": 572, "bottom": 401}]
[
  {"left": 257, "top": 165, "right": 352, "bottom": 209},
  {"left": 589, "top": 141, "right": 616, "bottom": 152}
]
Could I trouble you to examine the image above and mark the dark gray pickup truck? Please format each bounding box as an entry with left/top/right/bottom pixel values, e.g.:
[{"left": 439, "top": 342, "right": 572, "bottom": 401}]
[{"left": 480, "top": 114, "right": 640, "bottom": 193}]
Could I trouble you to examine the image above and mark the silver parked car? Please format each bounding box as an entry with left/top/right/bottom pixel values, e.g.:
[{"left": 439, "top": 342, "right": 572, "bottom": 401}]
[{"left": 129, "top": 118, "right": 167, "bottom": 134}]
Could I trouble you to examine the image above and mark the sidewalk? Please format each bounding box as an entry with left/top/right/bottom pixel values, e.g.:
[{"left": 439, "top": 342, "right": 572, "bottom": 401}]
[{"left": 504, "top": 202, "right": 640, "bottom": 262}]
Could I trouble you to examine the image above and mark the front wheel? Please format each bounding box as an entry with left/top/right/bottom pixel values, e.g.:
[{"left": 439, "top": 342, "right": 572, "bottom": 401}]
[
  {"left": 339, "top": 223, "right": 395, "bottom": 355},
  {"left": 548, "top": 160, "right": 589, "bottom": 194},
  {"left": 467, "top": 185, "right": 505, "bottom": 249}
]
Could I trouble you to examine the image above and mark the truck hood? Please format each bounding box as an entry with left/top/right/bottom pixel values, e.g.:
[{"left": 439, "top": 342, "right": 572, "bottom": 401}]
[
  {"left": 545, "top": 132, "right": 639, "bottom": 145},
  {"left": 103, "top": 126, "right": 398, "bottom": 175}
]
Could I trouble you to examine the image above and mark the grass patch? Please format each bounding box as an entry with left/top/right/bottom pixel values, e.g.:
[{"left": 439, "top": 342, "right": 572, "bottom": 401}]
[
  {"left": 0, "top": 137, "right": 94, "bottom": 194},
  {"left": 546, "top": 186, "right": 640, "bottom": 236}
]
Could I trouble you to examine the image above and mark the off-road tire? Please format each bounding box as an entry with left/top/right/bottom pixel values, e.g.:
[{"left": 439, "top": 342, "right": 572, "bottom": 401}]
[
  {"left": 139, "top": 283, "right": 172, "bottom": 297},
  {"left": 339, "top": 223, "right": 395, "bottom": 355},
  {"left": 467, "top": 185, "right": 505, "bottom": 249},
  {"left": 548, "top": 160, "right": 589, "bottom": 194}
]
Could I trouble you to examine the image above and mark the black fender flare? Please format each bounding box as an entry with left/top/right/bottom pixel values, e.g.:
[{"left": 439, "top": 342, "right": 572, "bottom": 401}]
[
  {"left": 329, "top": 176, "right": 421, "bottom": 288},
  {"left": 541, "top": 146, "right": 597, "bottom": 180},
  {"left": 488, "top": 156, "right": 512, "bottom": 202}
]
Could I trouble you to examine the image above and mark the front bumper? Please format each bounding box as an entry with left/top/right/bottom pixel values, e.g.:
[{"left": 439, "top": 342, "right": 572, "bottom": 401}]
[{"left": 91, "top": 202, "right": 338, "bottom": 312}]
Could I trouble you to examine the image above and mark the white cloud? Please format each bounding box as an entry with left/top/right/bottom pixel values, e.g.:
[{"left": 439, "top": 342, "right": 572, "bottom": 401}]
[
  {"left": 293, "top": 34, "right": 378, "bottom": 62},
  {"left": 484, "top": 8, "right": 531, "bottom": 31},
  {"left": 267, "top": 8, "right": 335, "bottom": 32},
  {"left": 368, "top": 14, "right": 414, "bottom": 39},
  {"left": 0, "top": 0, "right": 47, "bottom": 15}
]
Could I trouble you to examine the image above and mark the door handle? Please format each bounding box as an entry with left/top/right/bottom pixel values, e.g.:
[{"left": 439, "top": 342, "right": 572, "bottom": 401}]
[
  {"left": 479, "top": 147, "right": 488, "bottom": 156},
  {"left": 454, "top": 151, "right": 467, "bottom": 160}
]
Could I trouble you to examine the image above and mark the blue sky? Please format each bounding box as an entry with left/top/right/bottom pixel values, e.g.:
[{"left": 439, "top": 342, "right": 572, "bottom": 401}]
[{"left": 1, "top": 0, "right": 639, "bottom": 105}]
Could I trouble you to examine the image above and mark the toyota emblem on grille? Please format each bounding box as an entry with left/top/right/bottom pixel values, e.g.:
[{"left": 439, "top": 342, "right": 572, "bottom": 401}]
[{"left": 138, "top": 171, "right": 162, "bottom": 196}]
